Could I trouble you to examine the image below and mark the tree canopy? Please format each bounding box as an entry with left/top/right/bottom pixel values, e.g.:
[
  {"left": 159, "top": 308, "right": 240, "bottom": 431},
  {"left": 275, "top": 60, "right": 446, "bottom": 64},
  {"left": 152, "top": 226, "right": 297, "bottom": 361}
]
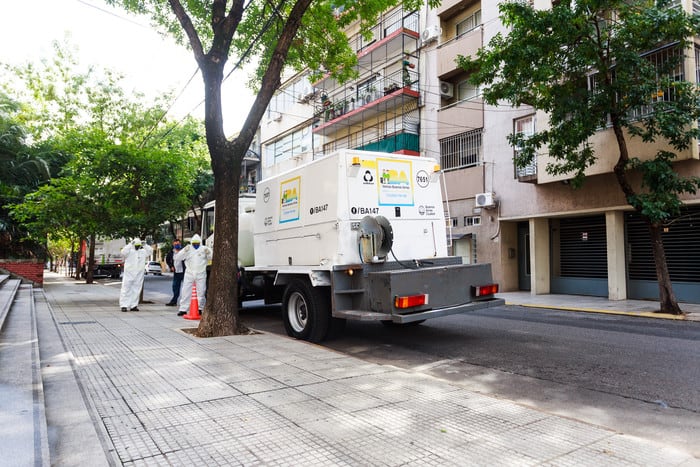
[
  {"left": 0, "top": 93, "right": 65, "bottom": 258},
  {"left": 462, "top": 0, "right": 700, "bottom": 313},
  {"left": 3, "top": 42, "right": 211, "bottom": 276}
]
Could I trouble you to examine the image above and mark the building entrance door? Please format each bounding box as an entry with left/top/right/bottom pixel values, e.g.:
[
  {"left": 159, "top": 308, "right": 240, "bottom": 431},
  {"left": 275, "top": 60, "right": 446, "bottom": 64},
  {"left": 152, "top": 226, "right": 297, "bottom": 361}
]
[{"left": 517, "top": 222, "right": 531, "bottom": 291}]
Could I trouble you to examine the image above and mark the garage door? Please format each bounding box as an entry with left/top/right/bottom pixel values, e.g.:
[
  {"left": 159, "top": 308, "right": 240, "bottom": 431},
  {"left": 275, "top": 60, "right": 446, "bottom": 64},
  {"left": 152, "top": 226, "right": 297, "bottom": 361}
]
[
  {"left": 551, "top": 216, "right": 608, "bottom": 296},
  {"left": 626, "top": 206, "right": 700, "bottom": 302}
]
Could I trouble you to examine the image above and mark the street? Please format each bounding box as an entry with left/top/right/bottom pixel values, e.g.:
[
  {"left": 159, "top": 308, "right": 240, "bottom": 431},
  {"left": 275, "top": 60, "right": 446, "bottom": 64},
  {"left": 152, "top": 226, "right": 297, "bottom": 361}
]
[{"left": 141, "top": 273, "right": 700, "bottom": 456}]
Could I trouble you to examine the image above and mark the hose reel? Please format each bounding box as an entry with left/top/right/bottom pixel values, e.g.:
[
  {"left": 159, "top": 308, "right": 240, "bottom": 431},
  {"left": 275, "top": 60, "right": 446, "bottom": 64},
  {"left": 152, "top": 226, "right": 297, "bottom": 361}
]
[{"left": 359, "top": 215, "right": 393, "bottom": 263}]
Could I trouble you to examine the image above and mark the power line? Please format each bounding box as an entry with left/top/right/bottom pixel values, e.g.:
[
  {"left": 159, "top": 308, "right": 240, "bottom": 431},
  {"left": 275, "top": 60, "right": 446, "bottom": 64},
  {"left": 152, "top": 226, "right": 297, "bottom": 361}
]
[
  {"left": 75, "top": 0, "right": 151, "bottom": 29},
  {"left": 138, "top": 68, "right": 199, "bottom": 148},
  {"left": 137, "top": 0, "right": 286, "bottom": 147}
]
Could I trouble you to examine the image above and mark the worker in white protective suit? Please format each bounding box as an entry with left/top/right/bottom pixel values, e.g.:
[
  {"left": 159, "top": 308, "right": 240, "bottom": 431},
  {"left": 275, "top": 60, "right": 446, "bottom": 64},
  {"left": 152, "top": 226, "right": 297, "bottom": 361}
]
[
  {"left": 119, "top": 238, "right": 152, "bottom": 312},
  {"left": 175, "top": 234, "right": 212, "bottom": 316}
]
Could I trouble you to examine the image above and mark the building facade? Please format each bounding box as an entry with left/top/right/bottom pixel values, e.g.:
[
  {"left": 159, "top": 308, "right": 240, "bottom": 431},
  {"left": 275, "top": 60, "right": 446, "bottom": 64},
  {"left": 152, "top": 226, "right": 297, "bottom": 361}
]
[{"left": 258, "top": 0, "right": 700, "bottom": 303}]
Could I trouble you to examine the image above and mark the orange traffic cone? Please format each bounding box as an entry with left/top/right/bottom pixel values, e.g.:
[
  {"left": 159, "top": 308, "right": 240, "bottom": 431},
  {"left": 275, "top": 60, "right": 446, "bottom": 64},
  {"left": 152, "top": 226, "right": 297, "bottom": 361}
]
[{"left": 184, "top": 283, "right": 201, "bottom": 320}]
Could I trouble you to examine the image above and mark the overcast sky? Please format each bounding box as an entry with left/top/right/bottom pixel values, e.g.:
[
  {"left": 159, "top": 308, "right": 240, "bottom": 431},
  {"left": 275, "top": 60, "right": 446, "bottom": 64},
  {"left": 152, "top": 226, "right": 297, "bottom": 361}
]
[{"left": 0, "top": 0, "right": 255, "bottom": 134}]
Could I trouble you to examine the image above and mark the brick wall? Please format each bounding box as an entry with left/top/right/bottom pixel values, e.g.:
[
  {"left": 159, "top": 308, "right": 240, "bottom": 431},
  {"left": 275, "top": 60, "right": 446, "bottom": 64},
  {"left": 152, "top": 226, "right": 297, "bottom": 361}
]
[{"left": 0, "top": 260, "right": 44, "bottom": 287}]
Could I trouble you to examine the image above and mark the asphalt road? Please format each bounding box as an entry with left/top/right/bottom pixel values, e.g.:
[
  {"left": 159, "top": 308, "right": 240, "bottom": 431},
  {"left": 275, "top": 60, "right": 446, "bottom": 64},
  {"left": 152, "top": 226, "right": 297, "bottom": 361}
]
[{"left": 142, "top": 273, "right": 700, "bottom": 456}]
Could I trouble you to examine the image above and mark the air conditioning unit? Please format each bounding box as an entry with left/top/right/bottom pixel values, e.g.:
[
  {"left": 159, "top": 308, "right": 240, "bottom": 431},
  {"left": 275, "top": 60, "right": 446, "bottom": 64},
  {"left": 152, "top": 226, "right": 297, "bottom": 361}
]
[
  {"left": 421, "top": 25, "right": 441, "bottom": 45},
  {"left": 439, "top": 81, "right": 454, "bottom": 99},
  {"left": 475, "top": 192, "right": 496, "bottom": 208}
]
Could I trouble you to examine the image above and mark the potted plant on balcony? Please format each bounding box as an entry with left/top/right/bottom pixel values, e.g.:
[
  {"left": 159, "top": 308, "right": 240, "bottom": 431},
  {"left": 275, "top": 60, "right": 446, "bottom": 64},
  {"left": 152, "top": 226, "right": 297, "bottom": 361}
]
[
  {"left": 335, "top": 99, "right": 347, "bottom": 116},
  {"left": 384, "top": 83, "right": 400, "bottom": 95},
  {"left": 323, "top": 98, "right": 333, "bottom": 121}
]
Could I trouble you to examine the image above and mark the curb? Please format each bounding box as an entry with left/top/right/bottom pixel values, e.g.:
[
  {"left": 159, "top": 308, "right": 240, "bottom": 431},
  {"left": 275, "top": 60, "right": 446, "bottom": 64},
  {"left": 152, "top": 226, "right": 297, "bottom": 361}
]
[{"left": 506, "top": 302, "right": 689, "bottom": 320}]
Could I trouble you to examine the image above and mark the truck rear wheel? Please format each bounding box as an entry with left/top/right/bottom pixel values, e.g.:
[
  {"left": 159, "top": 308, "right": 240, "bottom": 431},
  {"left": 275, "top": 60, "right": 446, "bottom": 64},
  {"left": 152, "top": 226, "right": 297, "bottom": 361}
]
[{"left": 282, "top": 279, "right": 331, "bottom": 343}]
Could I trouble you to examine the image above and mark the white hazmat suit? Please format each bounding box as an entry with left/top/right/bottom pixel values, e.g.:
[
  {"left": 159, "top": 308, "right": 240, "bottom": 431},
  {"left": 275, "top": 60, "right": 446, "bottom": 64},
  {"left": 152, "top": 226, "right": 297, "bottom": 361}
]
[
  {"left": 119, "top": 238, "right": 152, "bottom": 311},
  {"left": 176, "top": 234, "right": 212, "bottom": 314}
]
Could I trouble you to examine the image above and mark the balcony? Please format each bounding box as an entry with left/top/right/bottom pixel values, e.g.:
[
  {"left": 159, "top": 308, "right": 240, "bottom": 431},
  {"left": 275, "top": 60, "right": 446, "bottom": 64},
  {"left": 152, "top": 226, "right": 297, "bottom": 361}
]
[
  {"left": 437, "top": 0, "right": 480, "bottom": 18},
  {"left": 313, "top": 68, "right": 420, "bottom": 137},
  {"left": 357, "top": 131, "right": 419, "bottom": 155},
  {"left": 516, "top": 158, "right": 538, "bottom": 183},
  {"left": 437, "top": 99, "right": 484, "bottom": 140},
  {"left": 321, "top": 130, "right": 419, "bottom": 156},
  {"left": 437, "top": 26, "right": 482, "bottom": 79},
  {"left": 314, "top": 10, "right": 420, "bottom": 91}
]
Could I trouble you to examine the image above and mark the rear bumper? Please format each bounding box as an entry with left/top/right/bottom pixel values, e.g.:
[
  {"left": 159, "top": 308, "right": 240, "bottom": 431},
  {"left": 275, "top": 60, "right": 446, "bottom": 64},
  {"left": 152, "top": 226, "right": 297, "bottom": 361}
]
[{"left": 333, "top": 297, "right": 505, "bottom": 323}]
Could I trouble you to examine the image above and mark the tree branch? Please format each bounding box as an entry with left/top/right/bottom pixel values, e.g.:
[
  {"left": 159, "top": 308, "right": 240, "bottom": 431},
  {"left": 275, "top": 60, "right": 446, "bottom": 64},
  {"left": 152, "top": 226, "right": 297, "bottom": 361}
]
[
  {"left": 222, "top": 0, "right": 246, "bottom": 36},
  {"left": 238, "top": 0, "right": 312, "bottom": 151},
  {"left": 168, "top": 0, "right": 205, "bottom": 64}
]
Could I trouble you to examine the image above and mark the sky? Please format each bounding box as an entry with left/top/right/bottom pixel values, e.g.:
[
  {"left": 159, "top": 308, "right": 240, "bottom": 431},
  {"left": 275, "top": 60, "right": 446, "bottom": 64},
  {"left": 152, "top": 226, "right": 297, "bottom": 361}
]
[{"left": 0, "top": 0, "right": 256, "bottom": 134}]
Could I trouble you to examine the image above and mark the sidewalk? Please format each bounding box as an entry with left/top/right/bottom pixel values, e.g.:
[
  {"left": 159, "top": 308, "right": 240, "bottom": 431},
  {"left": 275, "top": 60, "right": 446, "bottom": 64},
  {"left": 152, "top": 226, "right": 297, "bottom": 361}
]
[
  {"left": 39, "top": 273, "right": 698, "bottom": 466},
  {"left": 498, "top": 291, "right": 700, "bottom": 322}
]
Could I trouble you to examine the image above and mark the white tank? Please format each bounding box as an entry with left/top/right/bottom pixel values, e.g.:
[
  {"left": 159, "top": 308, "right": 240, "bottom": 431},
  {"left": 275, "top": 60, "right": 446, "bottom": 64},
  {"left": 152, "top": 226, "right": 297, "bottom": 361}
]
[
  {"left": 202, "top": 195, "right": 256, "bottom": 267},
  {"left": 238, "top": 196, "right": 255, "bottom": 267},
  {"left": 252, "top": 150, "right": 447, "bottom": 268}
]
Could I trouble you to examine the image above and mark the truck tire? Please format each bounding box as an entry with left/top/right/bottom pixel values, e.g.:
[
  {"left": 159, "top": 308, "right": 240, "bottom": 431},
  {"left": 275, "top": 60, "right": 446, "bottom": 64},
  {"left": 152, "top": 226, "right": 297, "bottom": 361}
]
[{"left": 282, "top": 279, "right": 330, "bottom": 343}]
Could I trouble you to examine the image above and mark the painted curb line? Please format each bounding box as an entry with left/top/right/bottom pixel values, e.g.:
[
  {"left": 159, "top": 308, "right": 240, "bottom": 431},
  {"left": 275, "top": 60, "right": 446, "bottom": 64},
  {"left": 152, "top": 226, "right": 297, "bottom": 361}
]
[{"left": 505, "top": 302, "right": 688, "bottom": 320}]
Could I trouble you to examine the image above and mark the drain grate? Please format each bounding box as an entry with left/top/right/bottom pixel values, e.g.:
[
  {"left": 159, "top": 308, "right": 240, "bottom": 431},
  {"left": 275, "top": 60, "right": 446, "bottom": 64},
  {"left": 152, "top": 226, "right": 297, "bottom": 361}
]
[{"left": 58, "top": 321, "right": 97, "bottom": 325}]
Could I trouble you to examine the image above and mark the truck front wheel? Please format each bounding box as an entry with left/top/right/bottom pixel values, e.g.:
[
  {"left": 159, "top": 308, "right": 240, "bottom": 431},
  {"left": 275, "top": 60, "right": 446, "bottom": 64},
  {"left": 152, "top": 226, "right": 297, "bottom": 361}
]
[{"left": 282, "top": 279, "right": 330, "bottom": 343}]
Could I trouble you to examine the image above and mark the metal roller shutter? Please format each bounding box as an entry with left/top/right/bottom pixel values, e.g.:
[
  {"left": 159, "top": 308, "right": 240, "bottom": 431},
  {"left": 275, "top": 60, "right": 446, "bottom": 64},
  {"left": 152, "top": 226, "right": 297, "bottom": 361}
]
[
  {"left": 559, "top": 216, "right": 608, "bottom": 278},
  {"left": 626, "top": 206, "right": 700, "bottom": 283},
  {"left": 551, "top": 216, "right": 608, "bottom": 296}
]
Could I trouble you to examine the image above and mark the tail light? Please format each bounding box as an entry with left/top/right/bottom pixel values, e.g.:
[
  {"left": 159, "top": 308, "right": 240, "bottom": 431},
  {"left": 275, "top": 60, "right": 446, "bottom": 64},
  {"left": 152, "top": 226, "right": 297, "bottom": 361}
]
[
  {"left": 394, "top": 294, "right": 429, "bottom": 309},
  {"left": 473, "top": 284, "right": 499, "bottom": 297}
]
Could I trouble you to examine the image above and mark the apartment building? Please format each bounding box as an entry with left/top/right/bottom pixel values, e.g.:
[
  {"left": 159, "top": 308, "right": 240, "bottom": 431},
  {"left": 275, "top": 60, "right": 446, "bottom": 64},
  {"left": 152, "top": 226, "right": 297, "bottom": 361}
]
[
  {"left": 259, "top": 0, "right": 700, "bottom": 303},
  {"left": 433, "top": 0, "right": 700, "bottom": 302},
  {"left": 260, "top": 6, "right": 425, "bottom": 176}
]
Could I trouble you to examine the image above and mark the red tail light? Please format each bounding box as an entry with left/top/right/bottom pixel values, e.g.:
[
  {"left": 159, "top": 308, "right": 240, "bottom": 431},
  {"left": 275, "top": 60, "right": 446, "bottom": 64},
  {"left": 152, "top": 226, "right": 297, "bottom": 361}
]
[
  {"left": 394, "top": 294, "right": 429, "bottom": 309},
  {"left": 473, "top": 284, "right": 499, "bottom": 297}
]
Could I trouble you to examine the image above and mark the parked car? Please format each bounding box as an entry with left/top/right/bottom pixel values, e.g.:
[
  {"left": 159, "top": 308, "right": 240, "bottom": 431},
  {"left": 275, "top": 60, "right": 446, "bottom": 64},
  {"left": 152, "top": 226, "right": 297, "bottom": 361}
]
[
  {"left": 81, "top": 262, "right": 122, "bottom": 279},
  {"left": 145, "top": 261, "right": 162, "bottom": 275}
]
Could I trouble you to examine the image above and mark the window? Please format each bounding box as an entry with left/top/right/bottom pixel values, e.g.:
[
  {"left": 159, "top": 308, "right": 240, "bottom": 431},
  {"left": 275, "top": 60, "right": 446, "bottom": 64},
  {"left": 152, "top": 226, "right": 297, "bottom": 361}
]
[
  {"left": 267, "top": 74, "right": 312, "bottom": 119},
  {"left": 456, "top": 10, "right": 481, "bottom": 36},
  {"left": 589, "top": 45, "right": 685, "bottom": 124},
  {"left": 246, "top": 170, "right": 257, "bottom": 193},
  {"left": 357, "top": 76, "right": 379, "bottom": 104},
  {"left": 514, "top": 115, "right": 536, "bottom": 177},
  {"left": 264, "top": 125, "right": 312, "bottom": 166},
  {"left": 440, "top": 128, "right": 483, "bottom": 171},
  {"left": 451, "top": 217, "right": 459, "bottom": 227},
  {"left": 457, "top": 80, "right": 479, "bottom": 101},
  {"left": 629, "top": 46, "right": 684, "bottom": 121},
  {"left": 464, "top": 216, "right": 481, "bottom": 227},
  {"left": 660, "top": 0, "right": 682, "bottom": 9}
]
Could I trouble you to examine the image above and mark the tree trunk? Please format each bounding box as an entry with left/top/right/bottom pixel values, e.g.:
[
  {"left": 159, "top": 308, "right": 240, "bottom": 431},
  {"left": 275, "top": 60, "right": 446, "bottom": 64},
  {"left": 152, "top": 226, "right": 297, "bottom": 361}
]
[
  {"left": 648, "top": 223, "right": 682, "bottom": 314},
  {"left": 611, "top": 117, "right": 682, "bottom": 314},
  {"left": 195, "top": 58, "right": 247, "bottom": 337},
  {"left": 197, "top": 150, "right": 248, "bottom": 337},
  {"left": 168, "top": 0, "right": 315, "bottom": 337}
]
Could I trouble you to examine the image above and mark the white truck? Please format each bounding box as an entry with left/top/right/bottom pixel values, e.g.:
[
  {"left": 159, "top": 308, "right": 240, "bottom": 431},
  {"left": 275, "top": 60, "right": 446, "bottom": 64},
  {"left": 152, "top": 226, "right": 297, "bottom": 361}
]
[{"left": 203, "top": 149, "right": 504, "bottom": 342}]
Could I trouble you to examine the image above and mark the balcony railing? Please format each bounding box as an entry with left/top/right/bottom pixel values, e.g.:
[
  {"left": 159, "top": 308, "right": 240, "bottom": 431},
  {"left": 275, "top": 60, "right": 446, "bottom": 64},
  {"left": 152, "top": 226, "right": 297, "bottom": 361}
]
[
  {"left": 314, "top": 10, "right": 420, "bottom": 92},
  {"left": 315, "top": 67, "right": 419, "bottom": 125},
  {"left": 348, "top": 9, "right": 419, "bottom": 56},
  {"left": 357, "top": 131, "right": 419, "bottom": 154},
  {"left": 516, "top": 153, "right": 537, "bottom": 183},
  {"left": 322, "top": 129, "right": 419, "bottom": 155}
]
